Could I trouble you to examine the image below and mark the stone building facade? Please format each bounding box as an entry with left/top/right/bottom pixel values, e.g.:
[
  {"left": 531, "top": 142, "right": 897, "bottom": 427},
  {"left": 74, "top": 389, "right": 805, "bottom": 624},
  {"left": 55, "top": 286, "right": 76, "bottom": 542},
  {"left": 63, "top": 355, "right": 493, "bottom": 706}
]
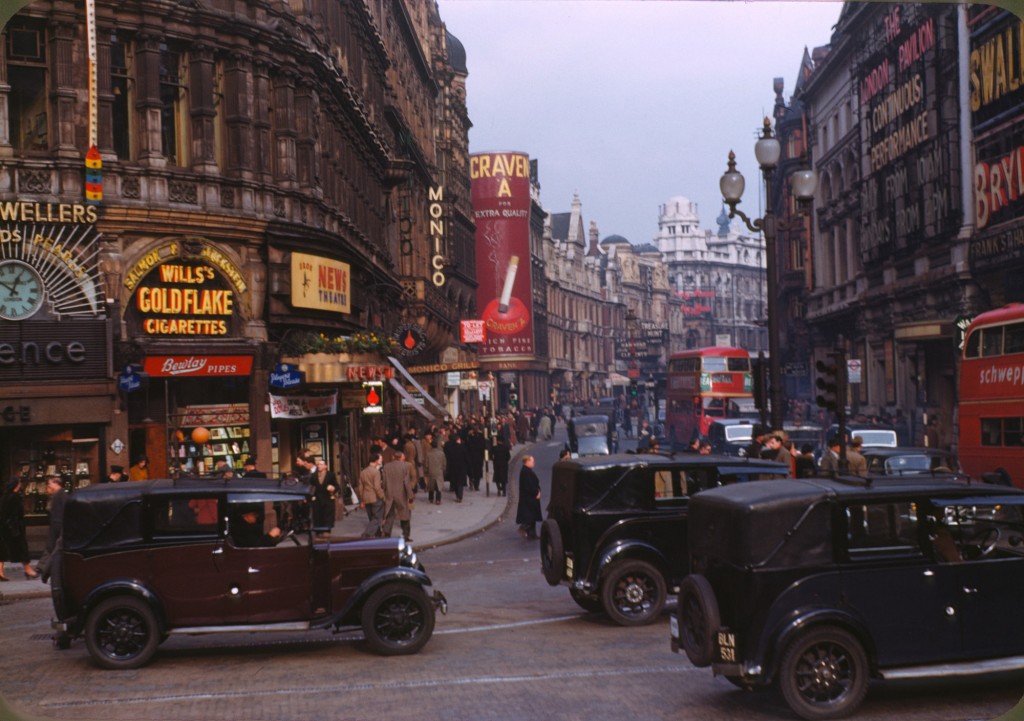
[
  {"left": 796, "top": 2, "right": 970, "bottom": 446},
  {"left": 0, "top": 0, "right": 473, "bottom": 500}
]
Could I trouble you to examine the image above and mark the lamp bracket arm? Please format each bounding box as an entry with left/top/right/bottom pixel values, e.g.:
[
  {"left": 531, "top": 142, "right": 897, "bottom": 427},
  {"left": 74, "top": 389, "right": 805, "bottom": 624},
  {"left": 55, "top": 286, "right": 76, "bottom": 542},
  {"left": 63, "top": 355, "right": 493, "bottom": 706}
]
[{"left": 727, "top": 206, "right": 764, "bottom": 235}]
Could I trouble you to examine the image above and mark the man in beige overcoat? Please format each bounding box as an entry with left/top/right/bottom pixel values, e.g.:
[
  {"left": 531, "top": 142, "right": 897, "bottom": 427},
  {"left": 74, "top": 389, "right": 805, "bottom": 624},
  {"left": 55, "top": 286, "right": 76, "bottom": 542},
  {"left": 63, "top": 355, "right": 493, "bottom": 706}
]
[{"left": 381, "top": 451, "right": 417, "bottom": 542}]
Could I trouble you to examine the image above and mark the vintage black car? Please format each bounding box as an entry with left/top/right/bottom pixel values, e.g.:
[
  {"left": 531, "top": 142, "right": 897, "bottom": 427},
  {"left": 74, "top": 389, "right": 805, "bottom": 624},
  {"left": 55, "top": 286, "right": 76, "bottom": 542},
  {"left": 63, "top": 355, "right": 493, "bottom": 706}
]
[
  {"left": 540, "top": 453, "right": 788, "bottom": 626},
  {"left": 566, "top": 414, "right": 616, "bottom": 456},
  {"left": 51, "top": 478, "right": 446, "bottom": 669},
  {"left": 707, "top": 419, "right": 754, "bottom": 456},
  {"left": 671, "top": 476, "right": 1024, "bottom": 720}
]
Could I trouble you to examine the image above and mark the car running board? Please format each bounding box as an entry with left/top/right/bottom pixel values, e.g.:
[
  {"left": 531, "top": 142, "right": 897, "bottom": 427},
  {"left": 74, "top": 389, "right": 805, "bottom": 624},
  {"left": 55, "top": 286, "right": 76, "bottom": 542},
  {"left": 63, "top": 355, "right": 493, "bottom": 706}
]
[
  {"left": 169, "top": 621, "right": 311, "bottom": 635},
  {"left": 881, "top": 655, "right": 1024, "bottom": 680}
]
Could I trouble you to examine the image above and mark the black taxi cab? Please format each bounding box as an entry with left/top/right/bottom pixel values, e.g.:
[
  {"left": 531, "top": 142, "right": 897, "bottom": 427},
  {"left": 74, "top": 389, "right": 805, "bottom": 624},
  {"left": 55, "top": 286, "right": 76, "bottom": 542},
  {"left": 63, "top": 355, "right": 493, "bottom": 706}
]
[
  {"left": 540, "top": 452, "right": 788, "bottom": 626},
  {"left": 51, "top": 477, "right": 446, "bottom": 668},
  {"left": 672, "top": 475, "right": 1024, "bottom": 720}
]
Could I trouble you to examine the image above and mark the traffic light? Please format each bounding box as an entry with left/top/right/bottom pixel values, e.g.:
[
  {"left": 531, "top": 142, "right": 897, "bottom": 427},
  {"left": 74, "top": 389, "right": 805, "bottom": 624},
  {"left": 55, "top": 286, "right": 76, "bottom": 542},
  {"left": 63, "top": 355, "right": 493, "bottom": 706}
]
[
  {"left": 815, "top": 348, "right": 847, "bottom": 418},
  {"left": 629, "top": 381, "right": 638, "bottom": 398},
  {"left": 509, "top": 391, "right": 518, "bottom": 407}
]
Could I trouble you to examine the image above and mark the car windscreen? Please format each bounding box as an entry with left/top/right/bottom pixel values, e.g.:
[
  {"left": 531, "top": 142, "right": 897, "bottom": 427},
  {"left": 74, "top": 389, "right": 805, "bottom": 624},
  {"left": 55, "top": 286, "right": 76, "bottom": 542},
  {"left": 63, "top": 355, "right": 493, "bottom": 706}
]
[
  {"left": 577, "top": 435, "right": 610, "bottom": 455},
  {"left": 725, "top": 426, "right": 753, "bottom": 442},
  {"left": 879, "top": 454, "right": 932, "bottom": 473},
  {"left": 852, "top": 430, "right": 897, "bottom": 447}
]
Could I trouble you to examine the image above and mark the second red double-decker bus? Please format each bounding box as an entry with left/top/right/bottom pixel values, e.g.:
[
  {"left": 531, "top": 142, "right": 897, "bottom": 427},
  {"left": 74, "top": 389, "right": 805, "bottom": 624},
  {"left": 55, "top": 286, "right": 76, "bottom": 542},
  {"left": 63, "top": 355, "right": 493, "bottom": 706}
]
[
  {"left": 959, "top": 304, "right": 1024, "bottom": 487},
  {"left": 665, "top": 346, "right": 753, "bottom": 449}
]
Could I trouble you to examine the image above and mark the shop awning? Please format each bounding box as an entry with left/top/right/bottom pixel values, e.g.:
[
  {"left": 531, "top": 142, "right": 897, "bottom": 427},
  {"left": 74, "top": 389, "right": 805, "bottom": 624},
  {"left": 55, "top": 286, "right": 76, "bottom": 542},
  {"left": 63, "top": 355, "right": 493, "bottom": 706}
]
[
  {"left": 388, "top": 377, "right": 436, "bottom": 421},
  {"left": 388, "top": 355, "right": 448, "bottom": 416}
]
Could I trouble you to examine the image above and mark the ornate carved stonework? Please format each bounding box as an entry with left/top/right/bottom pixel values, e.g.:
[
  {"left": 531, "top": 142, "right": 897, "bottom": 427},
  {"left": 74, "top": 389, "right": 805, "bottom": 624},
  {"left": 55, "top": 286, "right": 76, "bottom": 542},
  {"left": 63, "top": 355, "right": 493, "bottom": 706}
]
[
  {"left": 168, "top": 180, "right": 198, "bottom": 204},
  {"left": 20, "top": 169, "right": 51, "bottom": 194}
]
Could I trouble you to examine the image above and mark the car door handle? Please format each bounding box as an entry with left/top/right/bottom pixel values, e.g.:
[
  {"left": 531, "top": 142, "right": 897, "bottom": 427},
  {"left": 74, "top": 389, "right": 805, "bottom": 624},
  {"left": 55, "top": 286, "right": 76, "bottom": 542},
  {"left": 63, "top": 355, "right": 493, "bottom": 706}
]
[
  {"left": 212, "top": 547, "right": 223, "bottom": 556},
  {"left": 248, "top": 566, "right": 260, "bottom": 574},
  {"left": 923, "top": 569, "right": 934, "bottom": 577}
]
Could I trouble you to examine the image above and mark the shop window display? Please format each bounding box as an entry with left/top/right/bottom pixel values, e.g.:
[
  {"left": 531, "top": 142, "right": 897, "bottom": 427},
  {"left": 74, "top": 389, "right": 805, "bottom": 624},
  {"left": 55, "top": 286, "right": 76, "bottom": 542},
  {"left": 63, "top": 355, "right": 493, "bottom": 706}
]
[
  {"left": 169, "top": 403, "right": 251, "bottom": 476},
  {"left": 6, "top": 429, "right": 98, "bottom": 523}
]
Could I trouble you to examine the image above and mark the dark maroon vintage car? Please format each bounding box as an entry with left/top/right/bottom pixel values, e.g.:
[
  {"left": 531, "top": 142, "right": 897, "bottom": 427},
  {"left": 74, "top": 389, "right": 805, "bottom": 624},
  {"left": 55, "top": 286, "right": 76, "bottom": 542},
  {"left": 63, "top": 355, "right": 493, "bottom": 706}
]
[{"left": 50, "top": 478, "right": 446, "bottom": 669}]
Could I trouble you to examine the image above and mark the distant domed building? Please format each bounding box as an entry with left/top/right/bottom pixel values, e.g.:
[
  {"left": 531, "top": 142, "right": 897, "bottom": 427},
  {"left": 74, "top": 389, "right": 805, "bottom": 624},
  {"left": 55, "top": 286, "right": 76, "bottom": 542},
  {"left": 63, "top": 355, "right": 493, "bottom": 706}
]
[{"left": 654, "top": 197, "right": 767, "bottom": 352}]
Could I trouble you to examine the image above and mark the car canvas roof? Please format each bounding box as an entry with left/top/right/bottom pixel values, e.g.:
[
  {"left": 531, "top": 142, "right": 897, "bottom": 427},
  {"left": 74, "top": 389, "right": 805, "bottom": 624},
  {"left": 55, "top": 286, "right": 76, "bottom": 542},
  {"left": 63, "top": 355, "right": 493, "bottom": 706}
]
[
  {"left": 689, "top": 477, "right": 1023, "bottom": 568},
  {"left": 63, "top": 478, "right": 311, "bottom": 551}
]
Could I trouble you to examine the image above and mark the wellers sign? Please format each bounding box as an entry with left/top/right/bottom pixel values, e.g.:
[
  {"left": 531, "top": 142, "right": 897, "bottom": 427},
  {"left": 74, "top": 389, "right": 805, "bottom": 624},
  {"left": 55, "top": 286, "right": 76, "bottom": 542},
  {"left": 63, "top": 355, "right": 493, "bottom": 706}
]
[{"left": 0, "top": 319, "right": 108, "bottom": 381}]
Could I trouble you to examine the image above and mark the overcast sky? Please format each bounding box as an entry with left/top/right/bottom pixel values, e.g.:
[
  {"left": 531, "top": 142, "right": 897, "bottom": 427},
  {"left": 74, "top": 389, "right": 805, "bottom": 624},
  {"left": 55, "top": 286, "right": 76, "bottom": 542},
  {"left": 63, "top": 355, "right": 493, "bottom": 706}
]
[{"left": 438, "top": 0, "right": 842, "bottom": 245}]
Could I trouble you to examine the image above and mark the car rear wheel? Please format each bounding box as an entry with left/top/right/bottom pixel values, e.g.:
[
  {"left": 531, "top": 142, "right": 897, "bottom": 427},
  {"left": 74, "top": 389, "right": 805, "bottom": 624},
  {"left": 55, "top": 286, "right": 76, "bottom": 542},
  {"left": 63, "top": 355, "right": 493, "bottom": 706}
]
[
  {"left": 84, "top": 596, "right": 160, "bottom": 669},
  {"left": 540, "top": 519, "right": 564, "bottom": 586},
  {"left": 678, "top": 574, "right": 720, "bottom": 667},
  {"left": 361, "top": 582, "right": 435, "bottom": 656},
  {"left": 600, "top": 559, "right": 666, "bottom": 626},
  {"left": 569, "top": 587, "right": 601, "bottom": 613},
  {"left": 779, "top": 626, "right": 869, "bottom": 721}
]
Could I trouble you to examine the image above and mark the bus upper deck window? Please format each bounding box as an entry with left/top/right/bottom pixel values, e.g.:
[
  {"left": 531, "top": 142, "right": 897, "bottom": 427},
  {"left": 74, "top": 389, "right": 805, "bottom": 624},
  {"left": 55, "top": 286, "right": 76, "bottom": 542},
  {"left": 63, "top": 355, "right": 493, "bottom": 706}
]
[
  {"left": 983, "top": 328, "right": 1004, "bottom": 357},
  {"left": 1005, "top": 324, "right": 1024, "bottom": 355}
]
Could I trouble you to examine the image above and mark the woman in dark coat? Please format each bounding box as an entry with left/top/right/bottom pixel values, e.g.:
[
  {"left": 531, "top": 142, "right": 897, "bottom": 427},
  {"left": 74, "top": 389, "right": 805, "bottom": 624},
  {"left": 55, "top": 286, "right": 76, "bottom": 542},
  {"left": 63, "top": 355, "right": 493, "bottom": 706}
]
[
  {"left": 465, "top": 427, "right": 485, "bottom": 491},
  {"left": 492, "top": 437, "right": 511, "bottom": 496},
  {"left": 444, "top": 435, "right": 469, "bottom": 503},
  {"left": 516, "top": 455, "right": 543, "bottom": 540},
  {"left": 310, "top": 458, "right": 338, "bottom": 536},
  {"left": 0, "top": 479, "right": 37, "bottom": 580}
]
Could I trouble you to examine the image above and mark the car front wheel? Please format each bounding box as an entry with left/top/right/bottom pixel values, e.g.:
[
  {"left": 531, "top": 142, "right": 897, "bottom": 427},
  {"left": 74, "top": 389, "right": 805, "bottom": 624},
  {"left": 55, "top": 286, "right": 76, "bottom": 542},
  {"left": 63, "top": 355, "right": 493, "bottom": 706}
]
[
  {"left": 600, "top": 559, "right": 666, "bottom": 626},
  {"left": 678, "top": 574, "right": 720, "bottom": 667},
  {"left": 361, "top": 582, "right": 436, "bottom": 656},
  {"left": 779, "top": 626, "right": 869, "bottom": 721},
  {"left": 84, "top": 596, "right": 161, "bottom": 669}
]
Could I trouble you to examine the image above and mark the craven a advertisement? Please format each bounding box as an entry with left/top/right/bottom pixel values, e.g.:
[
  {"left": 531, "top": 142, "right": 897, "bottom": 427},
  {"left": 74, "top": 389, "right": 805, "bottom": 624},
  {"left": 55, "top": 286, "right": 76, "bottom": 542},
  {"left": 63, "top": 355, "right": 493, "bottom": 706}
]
[{"left": 470, "top": 151, "right": 534, "bottom": 359}]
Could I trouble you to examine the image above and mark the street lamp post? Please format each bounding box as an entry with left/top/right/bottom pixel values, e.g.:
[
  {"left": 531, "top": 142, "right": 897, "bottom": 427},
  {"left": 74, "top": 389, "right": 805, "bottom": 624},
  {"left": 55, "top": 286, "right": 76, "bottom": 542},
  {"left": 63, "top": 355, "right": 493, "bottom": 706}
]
[{"left": 720, "top": 117, "right": 816, "bottom": 432}]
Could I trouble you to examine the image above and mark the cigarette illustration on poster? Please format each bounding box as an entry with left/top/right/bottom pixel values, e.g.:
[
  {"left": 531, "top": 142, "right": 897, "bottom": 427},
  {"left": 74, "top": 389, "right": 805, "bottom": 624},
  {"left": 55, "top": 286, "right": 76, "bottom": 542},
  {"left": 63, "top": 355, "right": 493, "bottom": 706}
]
[{"left": 471, "top": 150, "right": 535, "bottom": 359}]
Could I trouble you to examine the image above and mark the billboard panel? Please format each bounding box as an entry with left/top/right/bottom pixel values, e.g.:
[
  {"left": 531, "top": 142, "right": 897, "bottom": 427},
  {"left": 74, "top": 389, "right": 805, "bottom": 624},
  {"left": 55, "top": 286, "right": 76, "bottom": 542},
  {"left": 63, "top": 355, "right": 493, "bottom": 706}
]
[{"left": 471, "top": 151, "right": 534, "bottom": 360}]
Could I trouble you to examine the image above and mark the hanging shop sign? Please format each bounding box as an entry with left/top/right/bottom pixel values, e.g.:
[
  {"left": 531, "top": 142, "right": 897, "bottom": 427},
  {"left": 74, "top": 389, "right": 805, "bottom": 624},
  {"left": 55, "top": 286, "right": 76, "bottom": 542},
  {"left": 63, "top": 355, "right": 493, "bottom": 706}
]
[
  {"left": 394, "top": 323, "right": 428, "bottom": 358},
  {"left": 124, "top": 240, "right": 249, "bottom": 337},
  {"left": 269, "top": 363, "right": 304, "bottom": 389},
  {"left": 362, "top": 381, "right": 383, "bottom": 414},
  {"left": 118, "top": 365, "right": 142, "bottom": 392},
  {"left": 269, "top": 392, "right": 338, "bottom": 419},
  {"left": 471, "top": 151, "right": 535, "bottom": 360},
  {"left": 290, "top": 252, "right": 350, "bottom": 314},
  {"left": 461, "top": 319, "right": 486, "bottom": 344},
  {"left": 143, "top": 355, "right": 254, "bottom": 377}
]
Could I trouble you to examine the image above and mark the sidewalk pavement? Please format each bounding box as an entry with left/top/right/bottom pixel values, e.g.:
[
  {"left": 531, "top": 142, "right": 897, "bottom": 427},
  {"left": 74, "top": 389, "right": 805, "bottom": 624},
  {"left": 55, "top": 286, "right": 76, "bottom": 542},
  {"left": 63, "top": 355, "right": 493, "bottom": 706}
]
[{"left": 0, "top": 443, "right": 527, "bottom": 603}]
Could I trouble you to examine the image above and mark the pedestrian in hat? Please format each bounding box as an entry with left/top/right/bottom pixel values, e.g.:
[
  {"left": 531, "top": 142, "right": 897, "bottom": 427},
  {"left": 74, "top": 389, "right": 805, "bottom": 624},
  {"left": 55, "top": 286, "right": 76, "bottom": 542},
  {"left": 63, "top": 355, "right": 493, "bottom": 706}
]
[
  {"left": 103, "top": 465, "right": 125, "bottom": 483},
  {"left": 241, "top": 456, "right": 267, "bottom": 478}
]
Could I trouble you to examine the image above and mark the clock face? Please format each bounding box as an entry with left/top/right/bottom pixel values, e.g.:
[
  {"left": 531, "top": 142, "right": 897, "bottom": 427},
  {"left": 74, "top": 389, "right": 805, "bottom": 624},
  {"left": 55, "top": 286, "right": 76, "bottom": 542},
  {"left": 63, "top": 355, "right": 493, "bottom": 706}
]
[{"left": 0, "top": 260, "right": 45, "bottom": 320}]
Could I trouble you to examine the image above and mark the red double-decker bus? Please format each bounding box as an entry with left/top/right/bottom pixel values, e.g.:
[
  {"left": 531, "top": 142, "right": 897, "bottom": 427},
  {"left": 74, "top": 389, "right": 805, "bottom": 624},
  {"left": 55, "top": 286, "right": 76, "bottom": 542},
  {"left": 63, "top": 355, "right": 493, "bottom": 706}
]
[
  {"left": 959, "top": 304, "right": 1024, "bottom": 487},
  {"left": 665, "top": 346, "right": 753, "bottom": 449}
]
